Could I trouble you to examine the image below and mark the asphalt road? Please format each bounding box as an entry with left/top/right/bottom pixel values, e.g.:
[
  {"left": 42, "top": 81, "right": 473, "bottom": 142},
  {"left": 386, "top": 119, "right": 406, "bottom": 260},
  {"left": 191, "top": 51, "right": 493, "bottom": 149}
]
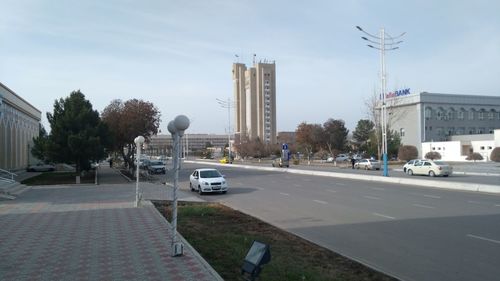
[{"left": 164, "top": 163, "right": 500, "bottom": 281}]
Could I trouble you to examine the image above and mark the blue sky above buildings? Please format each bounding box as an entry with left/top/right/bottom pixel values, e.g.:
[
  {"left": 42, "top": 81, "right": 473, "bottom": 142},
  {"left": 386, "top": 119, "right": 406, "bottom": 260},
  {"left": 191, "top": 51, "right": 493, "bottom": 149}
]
[{"left": 1, "top": 0, "right": 499, "bottom": 134}]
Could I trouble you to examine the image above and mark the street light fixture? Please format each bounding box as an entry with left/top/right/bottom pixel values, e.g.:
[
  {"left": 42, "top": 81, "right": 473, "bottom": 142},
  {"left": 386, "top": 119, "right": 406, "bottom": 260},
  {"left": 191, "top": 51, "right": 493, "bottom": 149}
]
[
  {"left": 356, "top": 25, "right": 405, "bottom": 177},
  {"left": 167, "top": 115, "right": 190, "bottom": 257},
  {"left": 134, "top": 135, "right": 145, "bottom": 207}
]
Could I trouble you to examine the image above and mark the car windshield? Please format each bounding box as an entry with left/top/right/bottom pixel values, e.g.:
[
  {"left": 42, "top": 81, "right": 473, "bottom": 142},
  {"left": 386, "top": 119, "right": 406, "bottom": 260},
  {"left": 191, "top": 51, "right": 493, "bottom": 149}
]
[
  {"left": 200, "top": 170, "right": 222, "bottom": 178},
  {"left": 150, "top": 161, "right": 163, "bottom": 165}
]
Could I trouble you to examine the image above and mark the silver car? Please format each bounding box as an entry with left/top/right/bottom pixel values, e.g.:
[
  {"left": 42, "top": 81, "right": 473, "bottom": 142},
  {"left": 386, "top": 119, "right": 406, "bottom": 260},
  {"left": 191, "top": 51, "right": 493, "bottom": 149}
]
[
  {"left": 354, "top": 159, "right": 381, "bottom": 170},
  {"left": 189, "top": 168, "right": 228, "bottom": 195}
]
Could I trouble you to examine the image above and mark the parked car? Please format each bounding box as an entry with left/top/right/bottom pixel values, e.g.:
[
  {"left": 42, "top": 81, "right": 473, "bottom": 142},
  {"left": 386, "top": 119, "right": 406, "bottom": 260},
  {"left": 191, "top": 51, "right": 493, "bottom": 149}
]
[
  {"left": 219, "top": 157, "right": 232, "bottom": 164},
  {"left": 403, "top": 159, "right": 424, "bottom": 173},
  {"left": 354, "top": 159, "right": 381, "bottom": 170},
  {"left": 272, "top": 158, "right": 289, "bottom": 168},
  {"left": 326, "top": 157, "right": 334, "bottom": 163},
  {"left": 147, "top": 160, "right": 166, "bottom": 174},
  {"left": 335, "top": 154, "right": 350, "bottom": 162},
  {"left": 189, "top": 168, "right": 228, "bottom": 194},
  {"left": 352, "top": 154, "right": 363, "bottom": 160},
  {"left": 27, "top": 163, "right": 55, "bottom": 172},
  {"left": 406, "top": 160, "right": 452, "bottom": 177}
]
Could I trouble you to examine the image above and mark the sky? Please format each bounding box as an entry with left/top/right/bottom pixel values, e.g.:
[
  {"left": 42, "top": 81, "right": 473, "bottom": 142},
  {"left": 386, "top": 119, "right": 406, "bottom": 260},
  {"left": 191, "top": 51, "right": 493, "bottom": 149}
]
[{"left": 1, "top": 0, "right": 499, "bottom": 135}]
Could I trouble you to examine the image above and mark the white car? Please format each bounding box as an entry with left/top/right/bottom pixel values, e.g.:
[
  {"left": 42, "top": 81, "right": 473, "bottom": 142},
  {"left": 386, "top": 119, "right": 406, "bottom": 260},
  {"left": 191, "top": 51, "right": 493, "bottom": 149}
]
[
  {"left": 403, "top": 159, "right": 425, "bottom": 173},
  {"left": 27, "top": 163, "right": 55, "bottom": 172},
  {"left": 335, "top": 154, "right": 350, "bottom": 162},
  {"left": 189, "top": 168, "right": 228, "bottom": 194},
  {"left": 354, "top": 159, "right": 381, "bottom": 170},
  {"left": 406, "top": 160, "right": 453, "bottom": 177}
]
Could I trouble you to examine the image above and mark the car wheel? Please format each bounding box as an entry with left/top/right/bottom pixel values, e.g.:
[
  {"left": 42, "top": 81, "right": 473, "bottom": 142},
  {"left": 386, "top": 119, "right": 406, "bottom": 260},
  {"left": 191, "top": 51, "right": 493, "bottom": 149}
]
[
  {"left": 429, "top": 171, "right": 435, "bottom": 177},
  {"left": 198, "top": 185, "right": 203, "bottom": 195},
  {"left": 443, "top": 175, "right": 449, "bottom": 177},
  {"left": 222, "top": 191, "right": 227, "bottom": 194},
  {"left": 355, "top": 166, "right": 359, "bottom": 169},
  {"left": 365, "top": 166, "right": 369, "bottom": 170},
  {"left": 190, "top": 182, "right": 195, "bottom": 192},
  {"left": 408, "top": 169, "right": 414, "bottom": 176}
]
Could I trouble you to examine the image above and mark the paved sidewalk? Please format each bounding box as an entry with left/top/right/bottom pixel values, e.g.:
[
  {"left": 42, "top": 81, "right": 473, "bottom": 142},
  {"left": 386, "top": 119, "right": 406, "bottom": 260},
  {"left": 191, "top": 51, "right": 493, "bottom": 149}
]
[{"left": 0, "top": 165, "right": 222, "bottom": 281}]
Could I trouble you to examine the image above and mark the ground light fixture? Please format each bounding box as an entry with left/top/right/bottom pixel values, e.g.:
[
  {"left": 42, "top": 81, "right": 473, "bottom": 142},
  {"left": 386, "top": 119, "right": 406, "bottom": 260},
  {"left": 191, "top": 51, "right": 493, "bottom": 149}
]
[
  {"left": 241, "top": 240, "right": 271, "bottom": 281},
  {"left": 134, "top": 135, "right": 145, "bottom": 207},
  {"left": 168, "top": 115, "right": 190, "bottom": 257}
]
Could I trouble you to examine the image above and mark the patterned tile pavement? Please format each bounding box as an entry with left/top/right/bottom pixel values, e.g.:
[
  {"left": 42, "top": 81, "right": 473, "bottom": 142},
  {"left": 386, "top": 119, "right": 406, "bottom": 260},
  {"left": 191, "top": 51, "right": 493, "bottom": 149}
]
[{"left": 0, "top": 166, "right": 222, "bottom": 281}]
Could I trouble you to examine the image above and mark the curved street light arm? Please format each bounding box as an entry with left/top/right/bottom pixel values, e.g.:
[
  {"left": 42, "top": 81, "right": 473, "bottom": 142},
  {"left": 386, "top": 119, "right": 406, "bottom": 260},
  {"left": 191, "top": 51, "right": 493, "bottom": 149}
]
[{"left": 356, "top": 26, "right": 381, "bottom": 40}]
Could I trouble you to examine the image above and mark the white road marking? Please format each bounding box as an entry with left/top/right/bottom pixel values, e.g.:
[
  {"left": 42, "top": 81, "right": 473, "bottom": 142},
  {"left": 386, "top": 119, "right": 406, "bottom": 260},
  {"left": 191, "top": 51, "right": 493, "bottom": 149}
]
[
  {"left": 363, "top": 196, "right": 381, "bottom": 200},
  {"left": 372, "top": 213, "right": 396, "bottom": 220},
  {"left": 495, "top": 204, "right": 500, "bottom": 207},
  {"left": 313, "top": 200, "right": 328, "bottom": 205},
  {"left": 335, "top": 183, "right": 346, "bottom": 186},
  {"left": 422, "top": 194, "right": 441, "bottom": 199},
  {"left": 412, "top": 203, "right": 435, "bottom": 209},
  {"left": 279, "top": 192, "right": 290, "bottom": 196},
  {"left": 370, "top": 187, "right": 385, "bottom": 191},
  {"left": 467, "top": 234, "right": 500, "bottom": 245},
  {"left": 467, "top": 200, "right": 483, "bottom": 205}
]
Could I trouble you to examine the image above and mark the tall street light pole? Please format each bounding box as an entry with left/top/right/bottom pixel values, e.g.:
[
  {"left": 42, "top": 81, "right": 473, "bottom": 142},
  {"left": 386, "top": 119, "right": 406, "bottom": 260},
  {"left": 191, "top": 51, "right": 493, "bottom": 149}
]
[
  {"left": 356, "top": 25, "right": 405, "bottom": 177},
  {"left": 167, "top": 115, "right": 190, "bottom": 257},
  {"left": 217, "top": 98, "right": 234, "bottom": 160},
  {"left": 134, "top": 136, "right": 145, "bottom": 207}
]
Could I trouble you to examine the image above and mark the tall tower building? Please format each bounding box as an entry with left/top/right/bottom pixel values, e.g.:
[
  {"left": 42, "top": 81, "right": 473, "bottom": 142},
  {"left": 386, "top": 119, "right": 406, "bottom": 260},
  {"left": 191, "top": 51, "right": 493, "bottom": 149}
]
[{"left": 232, "top": 61, "right": 276, "bottom": 144}]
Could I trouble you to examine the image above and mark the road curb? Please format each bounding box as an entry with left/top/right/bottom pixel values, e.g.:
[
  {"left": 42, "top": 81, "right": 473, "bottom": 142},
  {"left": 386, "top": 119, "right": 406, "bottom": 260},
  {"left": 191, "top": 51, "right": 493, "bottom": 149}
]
[{"left": 186, "top": 160, "right": 500, "bottom": 194}]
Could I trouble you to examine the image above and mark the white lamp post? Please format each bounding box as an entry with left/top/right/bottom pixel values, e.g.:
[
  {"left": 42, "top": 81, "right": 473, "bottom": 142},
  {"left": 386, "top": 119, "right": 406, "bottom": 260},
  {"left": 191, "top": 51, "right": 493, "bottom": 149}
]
[
  {"left": 356, "top": 25, "right": 405, "bottom": 177},
  {"left": 134, "top": 135, "right": 145, "bottom": 207},
  {"left": 168, "top": 115, "right": 190, "bottom": 257}
]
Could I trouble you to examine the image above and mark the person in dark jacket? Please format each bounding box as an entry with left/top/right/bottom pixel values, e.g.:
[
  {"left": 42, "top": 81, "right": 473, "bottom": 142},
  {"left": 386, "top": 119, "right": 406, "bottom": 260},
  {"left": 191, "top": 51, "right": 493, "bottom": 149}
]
[{"left": 351, "top": 157, "right": 356, "bottom": 169}]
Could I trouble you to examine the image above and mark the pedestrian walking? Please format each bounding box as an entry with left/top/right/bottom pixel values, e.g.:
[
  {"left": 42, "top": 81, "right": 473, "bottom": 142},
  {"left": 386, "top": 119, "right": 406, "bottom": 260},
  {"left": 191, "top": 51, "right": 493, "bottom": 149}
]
[
  {"left": 351, "top": 157, "right": 356, "bottom": 169},
  {"left": 109, "top": 158, "right": 113, "bottom": 168}
]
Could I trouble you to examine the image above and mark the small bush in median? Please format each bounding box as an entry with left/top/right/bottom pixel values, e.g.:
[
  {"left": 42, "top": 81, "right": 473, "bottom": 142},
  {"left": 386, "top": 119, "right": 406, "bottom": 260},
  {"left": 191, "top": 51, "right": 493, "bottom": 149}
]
[
  {"left": 491, "top": 147, "right": 500, "bottom": 162},
  {"left": 425, "top": 151, "right": 441, "bottom": 160},
  {"left": 466, "top": 152, "right": 483, "bottom": 162},
  {"left": 398, "top": 145, "right": 418, "bottom": 161}
]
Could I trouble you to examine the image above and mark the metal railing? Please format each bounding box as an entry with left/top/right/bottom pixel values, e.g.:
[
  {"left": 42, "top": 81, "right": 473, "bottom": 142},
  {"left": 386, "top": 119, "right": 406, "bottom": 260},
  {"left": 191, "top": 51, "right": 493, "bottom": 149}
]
[{"left": 0, "top": 168, "right": 17, "bottom": 182}]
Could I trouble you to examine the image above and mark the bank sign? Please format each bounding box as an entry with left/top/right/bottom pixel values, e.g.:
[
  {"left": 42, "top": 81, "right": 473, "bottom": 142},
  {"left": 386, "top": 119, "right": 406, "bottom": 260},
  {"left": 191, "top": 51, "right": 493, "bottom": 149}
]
[{"left": 386, "top": 88, "right": 411, "bottom": 99}]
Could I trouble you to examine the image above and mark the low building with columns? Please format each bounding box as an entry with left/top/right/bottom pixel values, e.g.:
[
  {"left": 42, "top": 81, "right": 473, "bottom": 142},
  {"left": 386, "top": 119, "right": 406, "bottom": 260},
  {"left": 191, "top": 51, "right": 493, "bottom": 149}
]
[{"left": 0, "top": 82, "right": 41, "bottom": 170}]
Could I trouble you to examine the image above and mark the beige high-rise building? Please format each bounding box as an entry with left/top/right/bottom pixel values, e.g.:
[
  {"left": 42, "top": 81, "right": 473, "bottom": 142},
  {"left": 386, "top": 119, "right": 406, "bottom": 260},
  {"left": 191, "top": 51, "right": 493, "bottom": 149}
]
[{"left": 232, "top": 61, "right": 276, "bottom": 144}]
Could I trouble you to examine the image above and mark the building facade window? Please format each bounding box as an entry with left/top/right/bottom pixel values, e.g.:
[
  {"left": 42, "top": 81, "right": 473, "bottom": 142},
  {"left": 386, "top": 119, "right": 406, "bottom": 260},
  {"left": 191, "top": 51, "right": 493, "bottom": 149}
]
[
  {"left": 425, "top": 107, "right": 432, "bottom": 119},
  {"left": 458, "top": 110, "right": 464, "bottom": 120},
  {"left": 400, "top": 128, "right": 405, "bottom": 137},
  {"left": 468, "top": 110, "right": 475, "bottom": 120},
  {"left": 478, "top": 110, "right": 485, "bottom": 120}
]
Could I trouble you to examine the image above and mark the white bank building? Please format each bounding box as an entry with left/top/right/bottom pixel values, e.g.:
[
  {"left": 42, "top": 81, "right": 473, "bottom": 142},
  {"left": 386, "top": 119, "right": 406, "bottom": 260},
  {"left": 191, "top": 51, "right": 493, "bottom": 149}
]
[
  {"left": 387, "top": 91, "right": 500, "bottom": 161},
  {"left": 0, "top": 82, "right": 41, "bottom": 170}
]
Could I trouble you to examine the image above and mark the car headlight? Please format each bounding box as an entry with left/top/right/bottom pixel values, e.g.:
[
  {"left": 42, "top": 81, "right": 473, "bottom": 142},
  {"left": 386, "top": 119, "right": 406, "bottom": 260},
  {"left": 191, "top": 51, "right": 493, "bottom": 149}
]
[
  {"left": 203, "top": 182, "right": 209, "bottom": 185},
  {"left": 222, "top": 181, "right": 226, "bottom": 185}
]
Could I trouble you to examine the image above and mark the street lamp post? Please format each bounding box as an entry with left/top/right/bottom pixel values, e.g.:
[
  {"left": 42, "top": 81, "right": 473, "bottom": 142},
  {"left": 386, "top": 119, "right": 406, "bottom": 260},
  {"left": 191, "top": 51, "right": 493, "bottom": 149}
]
[
  {"left": 134, "top": 135, "right": 145, "bottom": 207},
  {"left": 167, "top": 115, "right": 190, "bottom": 257},
  {"left": 217, "top": 98, "right": 234, "bottom": 160},
  {"left": 356, "top": 25, "right": 405, "bottom": 177}
]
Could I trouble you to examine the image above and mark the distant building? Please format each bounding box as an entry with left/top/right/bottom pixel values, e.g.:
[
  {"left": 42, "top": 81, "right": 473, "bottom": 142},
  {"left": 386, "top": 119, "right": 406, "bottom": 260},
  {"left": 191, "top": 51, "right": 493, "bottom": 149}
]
[
  {"left": 233, "top": 60, "right": 277, "bottom": 144},
  {"left": 146, "top": 134, "right": 231, "bottom": 156},
  {"left": 386, "top": 91, "right": 500, "bottom": 157},
  {"left": 0, "top": 82, "right": 41, "bottom": 170}
]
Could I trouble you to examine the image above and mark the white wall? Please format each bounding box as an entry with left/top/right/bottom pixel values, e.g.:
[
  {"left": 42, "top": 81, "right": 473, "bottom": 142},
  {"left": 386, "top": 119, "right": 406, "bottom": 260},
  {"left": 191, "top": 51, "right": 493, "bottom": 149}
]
[
  {"left": 421, "top": 141, "right": 465, "bottom": 161},
  {"left": 471, "top": 140, "right": 495, "bottom": 161}
]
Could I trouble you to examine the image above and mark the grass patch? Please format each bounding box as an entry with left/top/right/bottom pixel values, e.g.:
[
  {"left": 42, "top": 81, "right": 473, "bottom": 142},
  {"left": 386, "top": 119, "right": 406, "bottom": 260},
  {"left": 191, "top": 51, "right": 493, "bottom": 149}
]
[
  {"left": 21, "top": 171, "right": 95, "bottom": 185},
  {"left": 154, "top": 201, "right": 397, "bottom": 281}
]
